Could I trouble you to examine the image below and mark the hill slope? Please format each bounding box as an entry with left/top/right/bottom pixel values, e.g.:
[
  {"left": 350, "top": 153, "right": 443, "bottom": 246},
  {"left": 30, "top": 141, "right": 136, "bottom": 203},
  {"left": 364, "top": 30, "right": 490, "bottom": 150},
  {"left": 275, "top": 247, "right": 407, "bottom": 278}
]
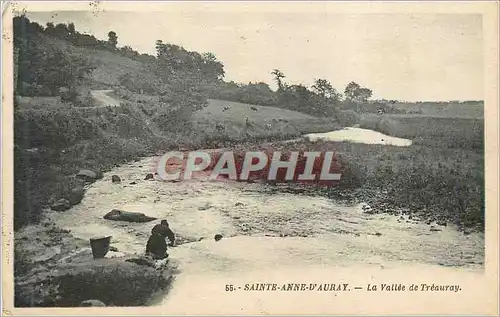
[
  {"left": 49, "top": 37, "right": 144, "bottom": 88},
  {"left": 193, "top": 99, "right": 316, "bottom": 123}
]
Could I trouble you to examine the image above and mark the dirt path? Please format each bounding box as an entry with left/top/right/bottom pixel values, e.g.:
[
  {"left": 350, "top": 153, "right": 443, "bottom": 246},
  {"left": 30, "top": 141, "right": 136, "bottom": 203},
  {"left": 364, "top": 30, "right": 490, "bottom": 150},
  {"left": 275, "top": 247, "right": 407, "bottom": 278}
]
[{"left": 44, "top": 156, "right": 485, "bottom": 312}]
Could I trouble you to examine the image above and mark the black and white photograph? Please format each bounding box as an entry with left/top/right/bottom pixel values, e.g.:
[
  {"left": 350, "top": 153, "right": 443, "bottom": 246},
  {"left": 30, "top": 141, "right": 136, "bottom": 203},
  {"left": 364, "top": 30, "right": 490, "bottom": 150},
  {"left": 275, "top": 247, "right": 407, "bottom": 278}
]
[{"left": 2, "top": 1, "right": 499, "bottom": 315}]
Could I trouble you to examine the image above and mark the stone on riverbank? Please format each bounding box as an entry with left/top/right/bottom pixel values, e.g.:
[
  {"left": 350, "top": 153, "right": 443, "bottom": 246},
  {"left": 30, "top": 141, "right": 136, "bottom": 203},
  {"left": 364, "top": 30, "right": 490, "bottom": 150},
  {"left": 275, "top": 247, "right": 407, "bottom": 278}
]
[
  {"left": 68, "top": 187, "right": 85, "bottom": 205},
  {"left": 51, "top": 199, "right": 71, "bottom": 212},
  {"left": 76, "top": 169, "right": 103, "bottom": 183}
]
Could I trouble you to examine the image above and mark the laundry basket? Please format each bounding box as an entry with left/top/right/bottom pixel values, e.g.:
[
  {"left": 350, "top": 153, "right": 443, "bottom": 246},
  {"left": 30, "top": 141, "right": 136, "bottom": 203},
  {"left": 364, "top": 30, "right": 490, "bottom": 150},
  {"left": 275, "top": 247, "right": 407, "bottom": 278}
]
[{"left": 89, "top": 236, "right": 112, "bottom": 259}]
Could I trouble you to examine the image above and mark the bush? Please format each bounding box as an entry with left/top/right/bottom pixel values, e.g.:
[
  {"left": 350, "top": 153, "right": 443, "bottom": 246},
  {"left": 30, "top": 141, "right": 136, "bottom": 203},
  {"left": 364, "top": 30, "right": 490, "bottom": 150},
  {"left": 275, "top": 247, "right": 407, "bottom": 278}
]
[
  {"left": 73, "top": 90, "right": 95, "bottom": 107},
  {"left": 59, "top": 87, "right": 78, "bottom": 103},
  {"left": 118, "top": 71, "right": 162, "bottom": 94},
  {"left": 14, "top": 108, "right": 101, "bottom": 151},
  {"left": 335, "top": 110, "right": 361, "bottom": 127},
  {"left": 19, "top": 82, "right": 51, "bottom": 96}
]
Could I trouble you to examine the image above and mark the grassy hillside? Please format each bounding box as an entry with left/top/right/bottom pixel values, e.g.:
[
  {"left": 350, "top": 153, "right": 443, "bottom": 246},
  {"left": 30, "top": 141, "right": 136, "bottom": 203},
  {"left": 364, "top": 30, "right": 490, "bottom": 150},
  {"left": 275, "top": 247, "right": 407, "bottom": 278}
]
[
  {"left": 82, "top": 47, "right": 144, "bottom": 88},
  {"left": 34, "top": 36, "right": 144, "bottom": 89},
  {"left": 193, "top": 99, "right": 315, "bottom": 123}
]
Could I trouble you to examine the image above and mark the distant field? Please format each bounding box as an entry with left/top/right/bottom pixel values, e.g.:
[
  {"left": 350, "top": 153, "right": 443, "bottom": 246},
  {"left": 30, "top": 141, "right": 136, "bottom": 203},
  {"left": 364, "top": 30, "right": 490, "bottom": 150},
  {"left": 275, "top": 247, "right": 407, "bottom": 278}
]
[
  {"left": 359, "top": 115, "right": 484, "bottom": 149},
  {"left": 348, "top": 101, "right": 484, "bottom": 119},
  {"left": 389, "top": 101, "right": 484, "bottom": 119}
]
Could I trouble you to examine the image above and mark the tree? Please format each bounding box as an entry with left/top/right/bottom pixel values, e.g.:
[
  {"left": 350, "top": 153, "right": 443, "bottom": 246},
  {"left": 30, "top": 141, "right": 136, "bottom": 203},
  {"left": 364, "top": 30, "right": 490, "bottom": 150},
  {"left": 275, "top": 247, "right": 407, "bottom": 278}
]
[
  {"left": 108, "top": 31, "right": 118, "bottom": 49},
  {"left": 154, "top": 40, "right": 224, "bottom": 83},
  {"left": 68, "top": 22, "right": 75, "bottom": 34},
  {"left": 271, "top": 69, "right": 286, "bottom": 91},
  {"left": 357, "top": 88, "right": 372, "bottom": 103},
  {"left": 155, "top": 40, "right": 164, "bottom": 57},
  {"left": 312, "top": 78, "right": 342, "bottom": 101},
  {"left": 68, "top": 22, "right": 76, "bottom": 40},
  {"left": 277, "top": 84, "right": 320, "bottom": 113},
  {"left": 44, "top": 22, "right": 56, "bottom": 36},
  {"left": 201, "top": 52, "right": 225, "bottom": 81},
  {"left": 202, "top": 52, "right": 217, "bottom": 63},
  {"left": 344, "top": 82, "right": 360, "bottom": 101},
  {"left": 54, "top": 23, "right": 70, "bottom": 39},
  {"left": 344, "top": 81, "right": 372, "bottom": 103}
]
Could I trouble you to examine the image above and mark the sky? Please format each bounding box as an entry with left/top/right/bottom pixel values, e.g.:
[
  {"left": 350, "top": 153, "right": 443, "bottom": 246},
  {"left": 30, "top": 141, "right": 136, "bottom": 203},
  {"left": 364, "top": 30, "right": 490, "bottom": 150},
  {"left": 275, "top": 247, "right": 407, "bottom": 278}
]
[{"left": 26, "top": 7, "right": 484, "bottom": 102}]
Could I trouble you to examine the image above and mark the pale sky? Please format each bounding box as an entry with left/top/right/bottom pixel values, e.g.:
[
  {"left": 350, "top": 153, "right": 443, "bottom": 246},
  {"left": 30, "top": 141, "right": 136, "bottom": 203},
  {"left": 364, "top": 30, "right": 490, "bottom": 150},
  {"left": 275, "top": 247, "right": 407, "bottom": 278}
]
[{"left": 26, "top": 8, "right": 483, "bottom": 101}]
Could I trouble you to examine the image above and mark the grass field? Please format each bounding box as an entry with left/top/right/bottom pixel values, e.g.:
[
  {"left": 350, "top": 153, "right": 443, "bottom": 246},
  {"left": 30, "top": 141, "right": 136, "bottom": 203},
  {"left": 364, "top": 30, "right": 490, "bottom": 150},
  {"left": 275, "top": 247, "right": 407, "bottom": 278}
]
[
  {"left": 359, "top": 114, "right": 484, "bottom": 149},
  {"left": 349, "top": 100, "right": 484, "bottom": 119},
  {"left": 192, "top": 99, "right": 315, "bottom": 123},
  {"left": 390, "top": 101, "right": 484, "bottom": 118}
]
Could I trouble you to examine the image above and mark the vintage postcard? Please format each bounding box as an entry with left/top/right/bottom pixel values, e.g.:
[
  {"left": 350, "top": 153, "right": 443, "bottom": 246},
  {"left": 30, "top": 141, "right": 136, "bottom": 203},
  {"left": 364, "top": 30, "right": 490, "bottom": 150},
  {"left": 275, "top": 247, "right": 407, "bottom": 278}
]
[{"left": 2, "top": 0, "right": 499, "bottom": 315}]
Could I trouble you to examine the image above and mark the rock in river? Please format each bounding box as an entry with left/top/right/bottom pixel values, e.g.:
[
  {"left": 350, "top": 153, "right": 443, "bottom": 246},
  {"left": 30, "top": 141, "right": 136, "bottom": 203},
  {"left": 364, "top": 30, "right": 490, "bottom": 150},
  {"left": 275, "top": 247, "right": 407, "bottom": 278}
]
[{"left": 103, "top": 209, "right": 157, "bottom": 223}]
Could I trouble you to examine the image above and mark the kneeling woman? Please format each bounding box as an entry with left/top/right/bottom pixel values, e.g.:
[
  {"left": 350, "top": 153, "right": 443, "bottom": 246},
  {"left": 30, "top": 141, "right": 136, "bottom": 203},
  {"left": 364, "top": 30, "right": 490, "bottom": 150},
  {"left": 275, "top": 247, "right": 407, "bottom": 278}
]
[{"left": 146, "top": 232, "right": 169, "bottom": 259}]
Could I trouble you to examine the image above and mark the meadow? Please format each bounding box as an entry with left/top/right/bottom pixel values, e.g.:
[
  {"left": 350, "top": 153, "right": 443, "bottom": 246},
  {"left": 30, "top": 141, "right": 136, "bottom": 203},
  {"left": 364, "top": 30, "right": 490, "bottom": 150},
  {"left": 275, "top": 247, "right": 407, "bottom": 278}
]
[{"left": 337, "top": 115, "right": 483, "bottom": 231}]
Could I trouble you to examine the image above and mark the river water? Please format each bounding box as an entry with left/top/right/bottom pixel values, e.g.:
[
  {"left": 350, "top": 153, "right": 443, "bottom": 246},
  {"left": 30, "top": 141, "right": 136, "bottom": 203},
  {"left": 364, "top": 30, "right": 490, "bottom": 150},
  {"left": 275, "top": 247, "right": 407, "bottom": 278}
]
[{"left": 305, "top": 127, "right": 412, "bottom": 146}]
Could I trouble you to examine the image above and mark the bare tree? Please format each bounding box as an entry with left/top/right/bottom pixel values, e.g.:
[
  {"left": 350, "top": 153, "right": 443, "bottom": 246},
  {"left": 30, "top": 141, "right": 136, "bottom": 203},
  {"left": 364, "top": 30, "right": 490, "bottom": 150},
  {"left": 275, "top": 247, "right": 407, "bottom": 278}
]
[{"left": 271, "top": 69, "right": 286, "bottom": 91}]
